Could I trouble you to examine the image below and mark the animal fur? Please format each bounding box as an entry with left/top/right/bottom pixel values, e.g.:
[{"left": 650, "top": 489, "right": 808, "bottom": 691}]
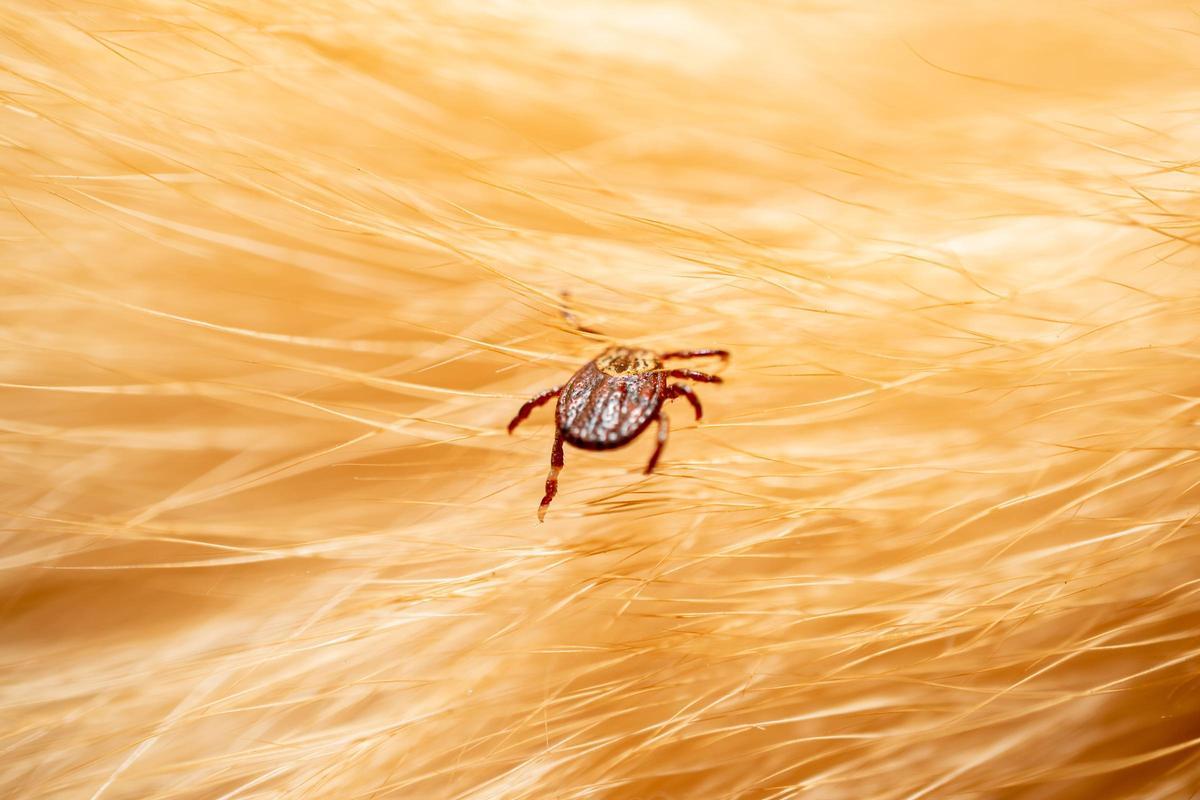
[{"left": 2, "top": 1, "right": 1199, "bottom": 798}]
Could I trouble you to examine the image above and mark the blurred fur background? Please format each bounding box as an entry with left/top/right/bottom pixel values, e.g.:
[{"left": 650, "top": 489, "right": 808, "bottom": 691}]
[{"left": 3, "top": 1, "right": 1200, "bottom": 798}]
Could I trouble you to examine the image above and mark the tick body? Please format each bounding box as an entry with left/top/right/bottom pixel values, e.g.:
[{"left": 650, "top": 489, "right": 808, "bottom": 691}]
[{"left": 508, "top": 345, "right": 728, "bottom": 521}]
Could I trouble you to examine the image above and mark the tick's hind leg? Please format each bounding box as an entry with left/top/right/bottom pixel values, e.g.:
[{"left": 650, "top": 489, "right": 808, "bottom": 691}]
[
  {"left": 508, "top": 386, "right": 562, "bottom": 434},
  {"left": 538, "top": 429, "right": 565, "bottom": 522},
  {"left": 644, "top": 413, "right": 669, "bottom": 474},
  {"left": 668, "top": 368, "right": 722, "bottom": 384},
  {"left": 667, "top": 383, "right": 703, "bottom": 420},
  {"left": 661, "top": 348, "right": 729, "bottom": 363}
]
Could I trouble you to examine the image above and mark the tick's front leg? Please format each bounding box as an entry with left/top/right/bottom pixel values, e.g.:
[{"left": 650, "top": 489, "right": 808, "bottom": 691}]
[
  {"left": 661, "top": 348, "right": 729, "bottom": 363},
  {"left": 667, "top": 383, "right": 703, "bottom": 420},
  {"left": 508, "top": 386, "right": 562, "bottom": 434},
  {"left": 644, "top": 413, "right": 669, "bottom": 474},
  {"left": 538, "top": 429, "right": 565, "bottom": 522},
  {"left": 668, "top": 368, "right": 722, "bottom": 384},
  {"left": 560, "top": 290, "right": 602, "bottom": 336}
]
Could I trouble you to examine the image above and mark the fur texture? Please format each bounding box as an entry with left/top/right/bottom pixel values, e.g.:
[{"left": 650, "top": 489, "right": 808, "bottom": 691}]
[{"left": 2, "top": 1, "right": 1200, "bottom": 798}]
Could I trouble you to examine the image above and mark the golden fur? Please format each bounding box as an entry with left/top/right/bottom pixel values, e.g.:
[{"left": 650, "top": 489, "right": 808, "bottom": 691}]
[{"left": 3, "top": 1, "right": 1200, "bottom": 798}]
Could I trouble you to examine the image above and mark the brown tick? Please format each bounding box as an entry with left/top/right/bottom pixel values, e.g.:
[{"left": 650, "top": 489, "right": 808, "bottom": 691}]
[{"left": 508, "top": 345, "right": 729, "bottom": 521}]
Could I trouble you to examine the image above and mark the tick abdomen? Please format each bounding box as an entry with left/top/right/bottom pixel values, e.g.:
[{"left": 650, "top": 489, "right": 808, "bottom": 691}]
[{"left": 558, "top": 351, "right": 666, "bottom": 450}]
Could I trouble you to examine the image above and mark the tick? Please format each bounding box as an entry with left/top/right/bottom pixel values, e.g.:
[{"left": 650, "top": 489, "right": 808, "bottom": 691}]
[{"left": 508, "top": 345, "right": 729, "bottom": 521}]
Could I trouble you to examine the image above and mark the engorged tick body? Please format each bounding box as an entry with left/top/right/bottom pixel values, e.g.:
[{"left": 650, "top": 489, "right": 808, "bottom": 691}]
[{"left": 508, "top": 345, "right": 728, "bottom": 521}]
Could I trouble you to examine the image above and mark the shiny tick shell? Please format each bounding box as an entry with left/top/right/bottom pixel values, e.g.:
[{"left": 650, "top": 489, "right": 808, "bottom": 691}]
[{"left": 557, "top": 347, "right": 666, "bottom": 450}]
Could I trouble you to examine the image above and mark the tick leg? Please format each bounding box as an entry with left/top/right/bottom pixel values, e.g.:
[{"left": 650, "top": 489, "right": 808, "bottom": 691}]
[
  {"left": 661, "top": 349, "right": 729, "bottom": 363},
  {"left": 538, "top": 429, "right": 565, "bottom": 522},
  {"left": 668, "top": 368, "right": 722, "bottom": 384},
  {"left": 560, "top": 291, "right": 601, "bottom": 336},
  {"left": 508, "top": 386, "right": 562, "bottom": 434},
  {"left": 667, "top": 383, "right": 703, "bottom": 421},
  {"left": 644, "top": 413, "right": 669, "bottom": 474}
]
